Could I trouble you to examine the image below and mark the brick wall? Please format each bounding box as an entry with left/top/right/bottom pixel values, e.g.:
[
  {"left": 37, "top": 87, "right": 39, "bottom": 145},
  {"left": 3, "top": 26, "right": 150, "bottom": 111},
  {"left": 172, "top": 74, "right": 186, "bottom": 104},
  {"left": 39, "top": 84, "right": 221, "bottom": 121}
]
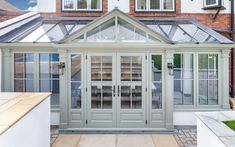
[{"left": 0, "top": 11, "right": 24, "bottom": 22}]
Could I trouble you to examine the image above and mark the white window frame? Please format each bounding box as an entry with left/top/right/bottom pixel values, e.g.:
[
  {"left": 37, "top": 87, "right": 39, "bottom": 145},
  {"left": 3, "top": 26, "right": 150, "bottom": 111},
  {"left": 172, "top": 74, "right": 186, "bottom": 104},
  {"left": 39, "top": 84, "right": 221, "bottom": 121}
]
[
  {"left": 135, "top": 0, "right": 175, "bottom": 12},
  {"left": 62, "top": 0, "right": 103, "bottom": 11},
  {"left": 203, "top": 0, "right": 221, "bottom": 8}
]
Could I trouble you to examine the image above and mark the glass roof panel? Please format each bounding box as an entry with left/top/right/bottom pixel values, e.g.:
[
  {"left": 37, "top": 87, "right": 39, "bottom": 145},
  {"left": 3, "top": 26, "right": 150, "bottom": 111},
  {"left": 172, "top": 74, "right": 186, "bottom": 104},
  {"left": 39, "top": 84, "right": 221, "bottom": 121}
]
[
  {"left": 20, "top": 24, "right": 54, "bottom": 42},
  {"left": 69, "top": 24, "right": 86, "bottom": 34},
  {"left": 170, "top": 26, "right": 192, "bottom": 43},
  {"left": 159, "top": 25, "right": 172, "bottom": 35},
  {"left": 117, "top": 17, "right": 146, "bottom": 42},
  {"left": 86, "top": 18, "right": 116, "bottom": 42},
  {"left": 193, "top": 29, "right": 210, "bottom": 42},
  {"left": 147, "top": 25, "right": 167, "bottom": 37},
  {"left": 37, "top": 24, "right": 66, "bottom": 42}
]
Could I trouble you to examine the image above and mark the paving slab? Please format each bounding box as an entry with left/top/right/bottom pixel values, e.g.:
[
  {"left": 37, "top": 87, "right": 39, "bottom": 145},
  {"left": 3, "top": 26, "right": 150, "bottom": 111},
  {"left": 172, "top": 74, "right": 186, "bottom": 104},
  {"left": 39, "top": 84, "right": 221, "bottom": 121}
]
[
  {"left": 78, "top": 135, "right": 116, "bottom": 147},
  {"left": 152, "top": 135, "right": 179, "bottom": 147},
  {"left": 52, "top": 135, "right": 80, "bottom": 147},
  {"left": 117, "top": 135, "right": 154, "bottom": 147}
]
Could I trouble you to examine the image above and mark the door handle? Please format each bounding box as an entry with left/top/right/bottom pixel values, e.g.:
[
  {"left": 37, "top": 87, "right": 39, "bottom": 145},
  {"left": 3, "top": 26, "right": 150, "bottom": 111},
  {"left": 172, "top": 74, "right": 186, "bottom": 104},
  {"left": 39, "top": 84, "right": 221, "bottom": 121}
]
[
  {"left": 118, "top": 85, "right": 120, "bottom": 97},
  {"left": 113, "top": 85, "right": 115, "bottom": 97}
]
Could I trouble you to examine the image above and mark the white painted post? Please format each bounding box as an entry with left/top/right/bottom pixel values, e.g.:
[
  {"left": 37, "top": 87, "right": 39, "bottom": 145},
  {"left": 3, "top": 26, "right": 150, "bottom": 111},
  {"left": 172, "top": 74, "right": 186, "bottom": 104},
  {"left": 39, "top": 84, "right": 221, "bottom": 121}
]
[
  {"left": 221, "top": 49, "right": 230, "bottom": 109},
  {"left": 58, "top": 49, "right": 68, "bottom": 129},
  {"left": 165, "top": 50, "right": 174, "bottom": 129}
]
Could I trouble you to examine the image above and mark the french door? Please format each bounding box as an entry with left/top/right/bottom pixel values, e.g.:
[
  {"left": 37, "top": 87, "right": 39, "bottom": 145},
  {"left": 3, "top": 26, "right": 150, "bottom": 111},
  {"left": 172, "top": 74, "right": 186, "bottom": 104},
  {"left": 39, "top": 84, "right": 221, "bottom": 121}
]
[{"left": 86, "top": 53, "right": 146, "bottom": 128}]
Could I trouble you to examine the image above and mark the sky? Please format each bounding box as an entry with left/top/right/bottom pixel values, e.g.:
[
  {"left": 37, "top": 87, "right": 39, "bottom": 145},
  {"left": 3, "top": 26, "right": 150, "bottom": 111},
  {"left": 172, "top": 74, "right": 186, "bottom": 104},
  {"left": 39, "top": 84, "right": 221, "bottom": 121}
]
[{"left": 6, "top": 0, "right": 37, "bottom": 10}]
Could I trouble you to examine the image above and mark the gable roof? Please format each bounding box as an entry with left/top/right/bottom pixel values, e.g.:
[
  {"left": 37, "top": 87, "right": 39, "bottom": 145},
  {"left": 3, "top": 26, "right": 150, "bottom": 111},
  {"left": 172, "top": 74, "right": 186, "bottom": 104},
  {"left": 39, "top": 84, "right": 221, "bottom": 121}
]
[{"left": 60, "top": 8, "right": 173, "bottom": 44}]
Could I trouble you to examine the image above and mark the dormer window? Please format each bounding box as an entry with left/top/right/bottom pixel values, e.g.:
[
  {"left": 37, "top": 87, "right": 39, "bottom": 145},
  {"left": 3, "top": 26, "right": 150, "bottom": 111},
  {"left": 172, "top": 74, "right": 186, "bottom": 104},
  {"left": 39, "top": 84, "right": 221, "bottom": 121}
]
[
  {"left": 62, "top": 0, "right": 102, "bottom": 11},
  {"left": 135, "top": 0, "right": 174, "bottom": 12},
  {"left": 203, "top": 0, "right": 224, "bottom": 9}
]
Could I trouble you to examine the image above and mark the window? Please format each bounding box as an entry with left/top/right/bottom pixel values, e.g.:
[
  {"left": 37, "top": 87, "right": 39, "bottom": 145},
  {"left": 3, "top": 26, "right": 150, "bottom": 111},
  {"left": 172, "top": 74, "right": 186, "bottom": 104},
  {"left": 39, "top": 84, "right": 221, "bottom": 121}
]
[
  {"left": 39, "top": 53, "right": 60, "bottom": 107},
  {"left": 174, "top": 54, "right": 194, "bottom": 105},
  {"left": 14, "top": 53, "right": 34, "bottom": 92},
  {"left": 203, "top": 0, "right": 222, "bottom": 8},
  {"left": 71, "top": 54, "right": 82, "bottom": 109},
  {"left": 151, "top": 55, "right": 162, "bottom": 109},
  {"left": 62, "top": 0, "right": 102, "bottom": 11},
  {"left": 198, "top": 54, "right": 218, "bottom": 105},
  {"left": 136, "top": 0, "right": 174, "bottom": 11}
]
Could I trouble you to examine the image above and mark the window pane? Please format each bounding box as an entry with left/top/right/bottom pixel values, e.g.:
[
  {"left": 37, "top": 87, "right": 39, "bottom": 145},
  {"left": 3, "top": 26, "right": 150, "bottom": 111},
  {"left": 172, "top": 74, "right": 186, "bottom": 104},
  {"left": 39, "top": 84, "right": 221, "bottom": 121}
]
[
  {"left": 183, "top": 80, "right": 193, "bottom": 105},
  {"left": 150, "top": 0, "right": 160, "bottom": 9},
  {"left": 152, "top": 55, "right": 162, "bottom": 81},
  {"left": 71, "top": 82, "right": 82, "bottom": 109},
  {"left": 137, "top": 0, "right": 147, "bottom": 10},
  {"left": 174, "top": 54, "right": 182, "bottom": 79},
  {"left": 164, "top": 0, "right": 173, "bottom": 10},
  {"left": 14, "top": 80, "right": 24, "bottom": 92},
  {"left": 199, "top": 54, "right": 208, "bottom": 79},
  {"left": 71, "top": 55, "right": 82, "bottom": 81},
  {"left": 199, "top": 80, "right": 208, "bottom": 105},
  {"left": 102, "top": 86, "right": 112, "bottom": 109},
  {"left": 152, "top": 82, "right": 162, "bottom": 109},
  {"left": 208, "top": 54, "right": 218, "bottom": 79},
  {"left": 87, "top": 18, "right": 115, "bottom": 42},
  {"left": 174, "top": 54, "right": 194, "bottom": 105},
  {"left": 64, "top": 0, "right": 75, "bottom": 9},
  {"left": 121, "top": 86, "right": 131, "bottom": 109},
  {"left": 208, "top": 80, "right": 218, "bottom": 105},
  {"left": 117, "top": 18, "right": 146, "bottom": 42},
  {"left": 14, "top": 54, "right": 24, "bottom": 78},
  {"left": 39, "top": 53, "right": 60, "bottom": 106},
  {"left": 206, "top": 0, "right": 217, "bottom": 5},
  {"left": 77, "top": 0, "right": 87, "bottom": 9},
  {"left": 14, "top": 53, "right": 34, "bottom": 92},
  {"left": 174, "top": 80, "right": 183, "bottom": 105},
  {"left": 91, "top": 0, "right": 101, "bottom": 9}
]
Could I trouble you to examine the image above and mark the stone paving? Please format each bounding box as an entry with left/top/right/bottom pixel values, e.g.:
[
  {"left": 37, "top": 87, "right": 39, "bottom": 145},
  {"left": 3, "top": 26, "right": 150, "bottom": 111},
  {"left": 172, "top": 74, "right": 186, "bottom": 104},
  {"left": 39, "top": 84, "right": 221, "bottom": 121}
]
[
  {"left": 174, "top": 128, "right": 197, "bottom": 147},
  {"left": 50, "top": 126, "right": 197, "bottom": 147}
]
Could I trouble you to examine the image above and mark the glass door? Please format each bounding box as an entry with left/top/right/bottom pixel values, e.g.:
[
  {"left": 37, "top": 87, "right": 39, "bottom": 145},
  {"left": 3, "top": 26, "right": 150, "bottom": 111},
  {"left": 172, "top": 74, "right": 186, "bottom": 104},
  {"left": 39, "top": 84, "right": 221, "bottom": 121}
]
[
  {"left": 117, "top": 53, "right": 146, "bottom": 128},
  {"left": 87, "top": 54, "right": 116, "bottom": 127}
]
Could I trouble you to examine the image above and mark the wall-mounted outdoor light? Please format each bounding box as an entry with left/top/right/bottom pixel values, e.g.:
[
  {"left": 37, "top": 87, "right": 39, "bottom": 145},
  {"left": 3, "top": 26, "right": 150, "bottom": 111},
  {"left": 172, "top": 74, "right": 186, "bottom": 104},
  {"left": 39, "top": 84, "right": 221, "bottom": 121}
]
[
  {"left": 58, "top": 62, "right": 65, "bottom": 75},
  {"left": 167, "top": 63, "right": 174, "bottom": 76}
]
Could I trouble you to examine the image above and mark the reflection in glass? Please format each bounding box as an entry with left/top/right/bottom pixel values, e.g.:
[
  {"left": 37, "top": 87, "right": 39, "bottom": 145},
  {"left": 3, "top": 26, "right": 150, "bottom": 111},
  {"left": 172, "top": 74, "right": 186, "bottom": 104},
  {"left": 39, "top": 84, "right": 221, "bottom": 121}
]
[
  {"left": 87, "top": 18, "right": 115, "bottom": 42},
  {"left": 198, "top": 54, "right": 218, "bottom": 105},
  {"left": 152, "top": 55, "right": 162, "bottom": 109},
  {"left": 137, "top": 0, "right": 147, "bottom": 10},
  {"left": 121, "top": 56, "right": 142, "bottom": 109},
  {"left": 39, "top": 53, "right": 60, "bottom": 106},
  {"left": 64, "top": 0, "right": 75, "bottom": 9},
  {"left": 121, "top": 86, "right": 131, "bottom": 109},
  {"left": 150, "top": 0, "right": 160, "bottom": 10},
  {"left": 71, "top": 83, "right": 82, "bottom": 109},
  {"left": 102, "top": 86, "right": 112, "bottom": 109},
  {"left": 152, "top": 83, "right": 162, "bottom": 109},
  {"left": 117, "top": 18, "right": 146, "bottom": 42},
  {"left": 71, "top": 54, "right": 82, "bottom": 109},
  {"left": 14, "top": 53, "right": 34, "bottom": 92},
  {"left": 91, "top": 85, "right": 102, "bottom": 108},
  {"left": 174, "top": 54, "right": 193, "bottom": 105},
  {"left": 77, "top": 0, "right": 87, "bottom": 9},
  {"left": 164, "top": 0, "right": 173, "bottom": 10},
  {"left": 91, "top": 56, "right": 113, "bottom": 109}
]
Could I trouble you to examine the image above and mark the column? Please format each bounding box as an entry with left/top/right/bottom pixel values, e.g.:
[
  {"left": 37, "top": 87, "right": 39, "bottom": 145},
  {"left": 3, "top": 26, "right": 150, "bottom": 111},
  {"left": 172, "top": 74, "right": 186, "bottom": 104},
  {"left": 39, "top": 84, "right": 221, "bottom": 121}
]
[
  {"left": 58, "top": 49, "right": 68, "bottom": 129},
  {"left": 221, "top": 49, "right": 230, "bottom": 109},
  {"left": 2, "top": 49, "right": 11, "bottom": 92},
  {"left": 165, "top": 50, "right": 174, "bottom": 129}
]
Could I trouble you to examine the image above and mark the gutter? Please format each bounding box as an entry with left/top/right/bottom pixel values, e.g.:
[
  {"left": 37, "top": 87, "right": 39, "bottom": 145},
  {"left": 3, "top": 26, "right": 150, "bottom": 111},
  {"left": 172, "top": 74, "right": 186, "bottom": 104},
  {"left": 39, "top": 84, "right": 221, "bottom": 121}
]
[{"left": 231, "top": 0, "right": 235, "bottom": 97}]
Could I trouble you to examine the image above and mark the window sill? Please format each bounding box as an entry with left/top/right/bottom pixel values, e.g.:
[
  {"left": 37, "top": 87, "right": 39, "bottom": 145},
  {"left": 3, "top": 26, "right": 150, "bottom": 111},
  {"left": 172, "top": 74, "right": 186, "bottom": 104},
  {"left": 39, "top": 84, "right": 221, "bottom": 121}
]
[
  {"left": 61, "top": 9, "right": 103, "bottom": 13},
  {"left": 202, "top": 5, "right": 225, "bottom": 10},
  {"left": 134, "top": 10, "right": 175, "bottom": 13}
]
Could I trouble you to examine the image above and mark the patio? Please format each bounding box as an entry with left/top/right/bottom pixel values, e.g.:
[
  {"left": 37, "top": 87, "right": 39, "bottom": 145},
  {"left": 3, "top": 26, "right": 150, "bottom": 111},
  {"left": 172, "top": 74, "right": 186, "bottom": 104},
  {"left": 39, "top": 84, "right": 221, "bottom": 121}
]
[{"left": 51, "top": 134, "right": 179, "bottom": 147}]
